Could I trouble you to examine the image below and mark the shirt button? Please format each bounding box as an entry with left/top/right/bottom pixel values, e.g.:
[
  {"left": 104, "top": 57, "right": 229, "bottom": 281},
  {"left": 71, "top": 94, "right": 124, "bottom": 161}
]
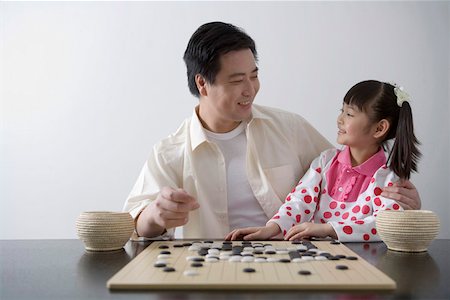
[{"left": 338, "top": 187, "right": 343, "bottom": 192}]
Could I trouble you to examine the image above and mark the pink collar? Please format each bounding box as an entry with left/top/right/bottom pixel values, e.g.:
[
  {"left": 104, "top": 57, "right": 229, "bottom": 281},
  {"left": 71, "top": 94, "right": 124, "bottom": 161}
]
[{"left": 337, "top": 146, "right": 386, "bottom": 176}]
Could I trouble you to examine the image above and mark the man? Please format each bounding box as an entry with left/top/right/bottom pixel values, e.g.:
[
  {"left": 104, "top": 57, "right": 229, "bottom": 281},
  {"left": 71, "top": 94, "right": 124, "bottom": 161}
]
[{"left": 124, "top": 21, "right": 420, "bottom": 240}]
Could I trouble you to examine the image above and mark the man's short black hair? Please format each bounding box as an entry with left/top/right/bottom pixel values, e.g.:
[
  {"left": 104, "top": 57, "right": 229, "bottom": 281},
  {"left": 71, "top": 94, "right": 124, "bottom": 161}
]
[{"left": 183, "top": 21, "right": 258, "bottom": 97}]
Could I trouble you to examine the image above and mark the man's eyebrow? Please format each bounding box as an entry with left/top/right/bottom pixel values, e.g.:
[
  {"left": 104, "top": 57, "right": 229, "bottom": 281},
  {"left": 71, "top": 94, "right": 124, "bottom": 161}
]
[{"left": 228, "top": 67, "right": 259, "bottom": 79}]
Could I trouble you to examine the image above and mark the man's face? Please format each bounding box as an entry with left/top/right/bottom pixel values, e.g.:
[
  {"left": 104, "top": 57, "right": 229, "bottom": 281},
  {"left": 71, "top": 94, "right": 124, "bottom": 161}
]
[{"left": 198, "top": 49, "right": 260, "bottom": 133}]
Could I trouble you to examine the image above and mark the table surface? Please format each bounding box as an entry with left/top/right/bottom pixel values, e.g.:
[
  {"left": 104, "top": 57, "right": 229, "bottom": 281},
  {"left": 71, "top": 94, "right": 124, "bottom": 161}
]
[{"left": 1, "top": 239, "right": 449, "bottom": 300}]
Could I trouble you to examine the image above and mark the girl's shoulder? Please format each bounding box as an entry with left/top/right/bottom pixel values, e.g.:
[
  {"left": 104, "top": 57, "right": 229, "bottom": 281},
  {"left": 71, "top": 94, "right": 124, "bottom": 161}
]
[
  {"left": 313, "top": 148, "right": 340, "bottom": 168},
  {"left": 372, "top": 165, "right": 400, "bottom": 186}
]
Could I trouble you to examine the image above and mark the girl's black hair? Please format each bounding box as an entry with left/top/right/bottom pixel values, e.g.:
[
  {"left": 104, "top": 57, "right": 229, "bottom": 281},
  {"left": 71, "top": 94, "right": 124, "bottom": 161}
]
[
  {"left": 183, "top": 21, "right": 257, "bottom": 98},
  {"left": 343, "top": 80, "right": 421, "bottom": 179}
]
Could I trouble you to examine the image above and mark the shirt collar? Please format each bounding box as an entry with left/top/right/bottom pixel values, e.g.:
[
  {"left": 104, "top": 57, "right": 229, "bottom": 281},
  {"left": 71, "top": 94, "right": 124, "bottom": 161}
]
[
  {"left": 190, "top": 104, "right": 271, "bottom": 151},
  {"left": 190, "top": 106, "right": 208, "bottom": 151},
  {"left": 337, "top": 146, "right": 387, "bottom": 176}
]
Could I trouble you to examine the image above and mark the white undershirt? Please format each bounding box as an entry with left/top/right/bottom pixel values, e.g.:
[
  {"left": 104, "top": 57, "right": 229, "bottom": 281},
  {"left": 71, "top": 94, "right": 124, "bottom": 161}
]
[{"left": 205, "top": 122, "right": 268, "bottom": 230}]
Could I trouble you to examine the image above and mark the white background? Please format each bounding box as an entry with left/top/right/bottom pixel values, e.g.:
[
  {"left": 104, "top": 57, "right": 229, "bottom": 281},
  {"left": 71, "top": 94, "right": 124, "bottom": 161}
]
[{"left": 1, "top": 1, "right": 449, "bottom": 239}]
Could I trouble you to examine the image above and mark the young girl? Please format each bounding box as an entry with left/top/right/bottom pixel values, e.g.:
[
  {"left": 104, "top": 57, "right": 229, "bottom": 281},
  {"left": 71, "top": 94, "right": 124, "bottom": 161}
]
[{"left": 226, "top": 80, "right": 421, "bottom": 242}]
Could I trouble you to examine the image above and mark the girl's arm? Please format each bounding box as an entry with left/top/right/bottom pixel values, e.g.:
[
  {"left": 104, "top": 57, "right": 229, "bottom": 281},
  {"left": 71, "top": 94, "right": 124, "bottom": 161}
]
[{"left": 269, "top": 149, "right": 336, "bottom": 237}]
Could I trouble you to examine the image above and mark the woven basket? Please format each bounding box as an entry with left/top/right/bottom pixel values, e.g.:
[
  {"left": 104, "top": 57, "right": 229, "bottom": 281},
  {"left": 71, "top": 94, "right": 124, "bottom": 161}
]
[
  {"left": 376, "top": 210, "right": 440, "bottom": 252},
  {"left": 76, "top": 211, "right": 134, "bottom": 251}
]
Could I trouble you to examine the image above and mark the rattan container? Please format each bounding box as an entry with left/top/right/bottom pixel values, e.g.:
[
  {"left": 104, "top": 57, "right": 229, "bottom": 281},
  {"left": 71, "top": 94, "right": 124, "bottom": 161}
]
[
  {"left": 76, "top": 211, "right": 134, "bottom": 251},
  {"left": 376, "top": 210, "right": 440, "bottom": 252}
]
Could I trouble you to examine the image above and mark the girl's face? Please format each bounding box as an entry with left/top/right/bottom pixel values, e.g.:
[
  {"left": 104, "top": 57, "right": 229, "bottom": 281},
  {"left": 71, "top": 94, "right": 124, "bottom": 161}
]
[{"left": 337, "top": 103, "right": 378, "bottom": 148}]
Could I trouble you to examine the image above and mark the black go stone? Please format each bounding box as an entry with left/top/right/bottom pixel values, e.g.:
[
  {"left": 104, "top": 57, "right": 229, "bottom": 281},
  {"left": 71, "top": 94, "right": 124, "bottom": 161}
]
[
  {"left": 198, "top": 249, "right": 208, "bottom": 256},
  {"left": 330, "top": 240, "right": 341, "bottom": 245},
  {"left": 182, "top": 242, "right": 192, "bottom": 247},
  {"left": 279, "top": 258, "right": 291, "bottom": 263},
  {"left": 191, "top": 262, "right": 203, "bottom": 268},
  {"left": 289, "top": 251, "right": 301, "bottom": 260},
  {"left": 298, "top": 270, "right": 312, "bottom": 275},
  {"left": 173, "top": 244, "right": 184, "bottom": 248},
  {"left": 158, "top": 245, "right": 169, "bottom": 249},
  {"left": 346, "top": 256, "right": 358, "bottom": 260},
  {"left": 336, "top": 265, "right": 349, "bottom": 270},
  {"left": 192, "top": 257, "right": 205, "bottom": 262},
  {"left": 335, "top": 254, "right": 347, "bottom": 259},
  {"left": 154, "top": 262, "right": 166, "bottom": 268},
  {"left": 160, "top": 251, "right": 171, "bottom": 255},
  {"left": 203, "top": 240, "right": 214, "bottom": 243},
  {"left": 328, "top": 256, "right": 340, "bottom": 260},
  {"left": 243, "top": 268, "right": 256, "bottom": 273},
  {"left": 163, "top": 267, "right": 176, "bottom": 272}
]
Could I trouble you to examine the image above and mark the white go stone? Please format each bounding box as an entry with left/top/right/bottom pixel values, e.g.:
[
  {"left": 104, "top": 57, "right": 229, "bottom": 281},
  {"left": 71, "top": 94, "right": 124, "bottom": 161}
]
[
  {"left": 183, "top": 270, "right": 199, "bottom": 277},
  {"left": 241, "top": 256, "right": 255, "bottom": 263}
]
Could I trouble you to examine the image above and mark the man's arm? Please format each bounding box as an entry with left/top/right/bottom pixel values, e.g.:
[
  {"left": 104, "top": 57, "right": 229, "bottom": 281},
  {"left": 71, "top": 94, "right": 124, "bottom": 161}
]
[
  {"left": 135, "top": 187, "right": 199, "bottom": 238},
  {"left": 381, "top": 180, "right": 421, "bottom": 210}
]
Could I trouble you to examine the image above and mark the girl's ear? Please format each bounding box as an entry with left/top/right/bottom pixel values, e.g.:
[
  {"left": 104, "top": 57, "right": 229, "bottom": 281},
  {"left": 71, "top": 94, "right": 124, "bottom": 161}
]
[
  {"left": 195, "top": 74, "right": 208, "bottom": 97},
  {"left": 373, "top": 119, "right": 390, "bottom": 139}
]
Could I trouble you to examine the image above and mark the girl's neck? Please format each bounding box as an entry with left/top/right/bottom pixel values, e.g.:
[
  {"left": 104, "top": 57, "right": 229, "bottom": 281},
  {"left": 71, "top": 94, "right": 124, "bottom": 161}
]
[{"left": 349, "top": 145, "right": 381, "bottom": 167}]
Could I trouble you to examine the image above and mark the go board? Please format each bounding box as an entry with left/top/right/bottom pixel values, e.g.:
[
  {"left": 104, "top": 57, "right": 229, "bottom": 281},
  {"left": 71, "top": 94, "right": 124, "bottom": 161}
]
[{"left": 107, "top": 240, "right": 396, "bottom": 290}]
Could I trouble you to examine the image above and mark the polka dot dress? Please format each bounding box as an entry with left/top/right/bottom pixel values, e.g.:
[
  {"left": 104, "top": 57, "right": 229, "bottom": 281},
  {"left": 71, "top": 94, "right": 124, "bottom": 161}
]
[{"left": 269, "top": 148, "right": 403, "bottom": 242}]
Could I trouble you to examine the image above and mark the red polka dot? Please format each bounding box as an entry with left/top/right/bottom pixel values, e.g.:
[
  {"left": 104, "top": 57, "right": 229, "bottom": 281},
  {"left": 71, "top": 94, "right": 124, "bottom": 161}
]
[
  {"left": 393, "top": 203, "right": 400, "bottom": 210},
  {"left": 298, "top": 181, "right": 303, "bottom": 185},
  {"left": 362, "top": 205, "right": 370, "bottom": 214},
  {"left": 371, "top": 228, "right": 377, "bottom": 235},
  {"left": 296, "top": 215, "right": 301, "bottom": 223},
  {"left": 351, "top": 216, "right": 357, "bottom": 221},
  {"left": 286, "top": 206, "right": 292, "bottom": 210},
  {"left": 342, "top": 212, "right": 349, "bottom": 220},
  {"left": 335, "top": 211, "right": 341, "bottom": 217},
  {"left": 301, "top": 189, "right": 307, "bottom": 194},
  {"left": 283, "top": 230, "right": 287, "bottom": 236},
  {"left": 338, "top": 221, "right": 344, "bottom": 224},
  {"left": 323, "top": 212, "right": 332, "bottom": 219},
  {"left": 365, "top": 196, "right": 371, "bottom": 202},
  {"left": 320, "top": 219, "right": 326, "bottom": 224},
  {"left": 304, "top": 195, "right": 312, "bottom": 203},
  {"left": 314, "top": 186, "right": 319, "bottom": 193},
  {"left": 374, "top": 197, "right": 382, "bottom": 206},
  {"left": 352, "top": 205, "right": 361, "bottom": 213},
  {"left": 273, "top": 215, "right": 280, "bottom": 219},
  {"left": 315, "top": 167, "right": 322, "bottom": 173},
  {"left": 322, "top": 189, "right": 327, "bottom": 194},
  {"left": 305, "top": 209, "right": 311, "bottom": 214},
  {"left": 363, "top": 234, "right": 370, "bottom": 241},
  {"left": 343, "top": 226, "right": 353, "bottom": 235},
  {"left": 370, "top": 177, "right": 375, "bottom": 183},
  {"left": 286, "top": 195, "right": 291, "bottom": 202},
  {"left": 374, "top": 187, "right": 382, "bottom": 196},
  {"left": 314, "top": 197, "right": 319, "bottom": 203},
  {"left": 291, "top": 188, "right": 296, "bottom": 193},
  {"left": 329, "top": 201, "right": 337, "bottom": 209},
  {"left": 355, "top": 220, "right": 365, "bottom": 224},
  {"left": 292, "top": 223, "right": 295, "bottom": 227},
  {"left": 340, "top": 203, "right": 346, "bottom": 209},
  {"left": 388, "top": 182, "right": 393, "bottom": 187},
  {"left": 286, "top": 211, "right": 292, "bottom": 216}
]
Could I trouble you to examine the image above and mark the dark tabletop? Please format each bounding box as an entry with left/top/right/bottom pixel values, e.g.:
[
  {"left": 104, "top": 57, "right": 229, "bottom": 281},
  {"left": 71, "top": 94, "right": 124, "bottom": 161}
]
[{"left": 1, "top": 239, "right": 449, "bottom": 300}]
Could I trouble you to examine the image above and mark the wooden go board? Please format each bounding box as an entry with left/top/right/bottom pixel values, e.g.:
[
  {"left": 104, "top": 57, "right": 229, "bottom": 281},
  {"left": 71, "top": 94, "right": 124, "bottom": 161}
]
[{"left": 107, "top": 240, "right": 396, "bottom": 290}]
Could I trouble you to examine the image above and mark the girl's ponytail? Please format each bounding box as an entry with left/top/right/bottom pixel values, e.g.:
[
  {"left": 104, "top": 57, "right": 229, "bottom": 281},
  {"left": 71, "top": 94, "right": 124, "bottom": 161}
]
[{"left": 387, "top": 101, "right": 421, "bottom": 179}]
